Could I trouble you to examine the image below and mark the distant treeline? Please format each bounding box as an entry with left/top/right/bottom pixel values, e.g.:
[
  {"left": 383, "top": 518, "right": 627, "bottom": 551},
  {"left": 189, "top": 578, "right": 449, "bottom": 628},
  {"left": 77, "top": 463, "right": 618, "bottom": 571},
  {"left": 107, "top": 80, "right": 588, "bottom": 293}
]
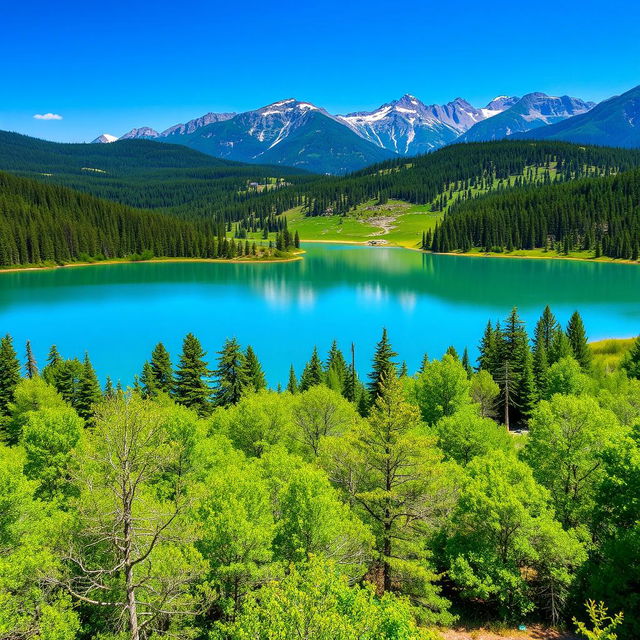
[
  {"left": 430, "top": 167, "right": 640, "bottom": 259},
  {"left": 0, "top": 172, "right": 294, "bottom": 266}
]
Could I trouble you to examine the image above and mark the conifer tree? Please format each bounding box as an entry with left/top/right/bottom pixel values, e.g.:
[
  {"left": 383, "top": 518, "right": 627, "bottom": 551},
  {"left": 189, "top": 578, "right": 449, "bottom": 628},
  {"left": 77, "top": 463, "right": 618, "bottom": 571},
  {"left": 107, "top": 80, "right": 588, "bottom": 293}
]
[
  {"left": 0, "top": 334, "right": 20, "bottom": 416},
  {"left": 213, "top": 337, "right": 248, "bottom": 407},
  {"left": 287, "top": 365, "right": 298, "bottom": 394},
  {"left": 76, "top": 353, "right": 102, "bottom": 422},
  {"left": 399, "top": 361, "right": 409, "bottom": 377},
  {"left": 150, "top": 342, "right": 173, "bottom": 393},
  {"left": 566, "top": 311, "right": 592, "bottom": 370},
  {"left": 104, "top": 376, "right": 115, "bottom": 399},
  {"left": 419, "top": 353, "right": 430, "bottom": 374},
  {"left": 46, "top": 344, "right": 62, "bottom": 369},
  {"left": 461, "top": 348, "right": 473, "bottom": 377},
  {"left": 140, "top": 361, "right": 157, "bottom": 398},
  {"left": 243, "top": 345, "right": 266, "bottom": 392},
  {"left": 477, "top": 322, "right": 499, "bottom": 374},
  {"left": 368, "top": 328, "right": 398, "bottom": 401},
  {"left": 173, "top": 333, "right": 211, "bottom": 414},
  {"left": 25, "top": 340, "right": 38, "bottom": 379},
  {"left": 445, "top": 346, "right": 460, "bottom": 360},
  {"left": 622, "top": 335, "right": 640, "bottom": 379},
  {"left": 299, "top": 347, "right": 324, "bottom": 391}
]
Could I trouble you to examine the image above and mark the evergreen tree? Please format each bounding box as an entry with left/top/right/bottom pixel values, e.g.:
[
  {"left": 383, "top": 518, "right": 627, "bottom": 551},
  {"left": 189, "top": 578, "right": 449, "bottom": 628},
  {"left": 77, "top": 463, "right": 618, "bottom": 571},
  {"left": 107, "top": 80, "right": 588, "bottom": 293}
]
[
  {"left": 104, "top": 376, "right": 115, "bottom": 399},
  {"left": 461, "top": 348, "right": 473, "bottom": 377},
  {"left": 150, "top": 342, "right": 172, "bottom": 393},
  {"left": 287, "top": 365, "right": 298, "bottom": 394},
  {"left": 399, "top": 361, "right": 409, "bottom": 377},
  {"left": 325, "top": 340, "right": 348, "bottom": 392},
  {"left": 25, "top": 340, "right": 38, "bottom": 379},
  {"left": 622, "top": 335, "right": 640, "bottom": 379},
  {"left": 367, "top": 328, "right": 398, "bottom": 401},
  {"left": 76, "top": 353, "right": 102, "bottom": 422},
  {"left": 243, "top": 345, "right": 266, "bottom": 392},
  {"left": 478, "top": 321, "right": 499, "bottom": 375},
  {"left": 299, "top": 347, "right": 324, "bottom": 391},
  {"left": 173, "top": 333, "right": 211, "bottom": 414},
  {"left": 46, "top": 344, "right": 62, "bottom": 369},
  {"left": 140, "top": 361, "right": 157, "bottom": 398},
  {"left": 445, "top": 345, "right": 459, "bottom": 361},
  {"left": 566, "top": 311, "right": 592, "bottom": 370},
  {"left": 0, "top": 334, "right": 20, "bottom": 416},
  {"left": 213, "top": 337, "right": 248, "bottom": 407}
]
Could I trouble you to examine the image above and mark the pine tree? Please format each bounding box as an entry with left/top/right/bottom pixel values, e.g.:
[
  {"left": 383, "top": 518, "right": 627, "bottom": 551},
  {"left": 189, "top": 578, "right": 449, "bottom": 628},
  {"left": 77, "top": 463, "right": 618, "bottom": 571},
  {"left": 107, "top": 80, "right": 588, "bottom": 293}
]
[
  {"left": 25, "top": 340, "right": 38, "bottom": 379},
  {"left": 150, "top": 342, "right": 173, "bottom": 393},
  {"left": 140, "top": 361, "right": 158, "bottom": 398},
  {"left": 173, "top": 333, "right": 211, "bottom": 414},
  {"left": 286, "top": 365, "right": 298, "bottom": 394},
  {"left": 299, "top": 347, "right": 324, "bottom": 391},
  {"left": 76, "top": 353, "right": 102, "bottom": 422},
  {"left": 622, "top": 335, "right": 640, "bottom": 379},
  {"left": 566, "top": 311, "right": 592, "bottom": 370},
  {"left": 461, "top": 348, "right": 473, "bottom": 377},
  {"left": 445, "top": 345, "right": 459, "bottom": 360},
  {"left": 213, "top": 337, "right": 248, "bottom": 407},
  {"left": 104, "top": 376, "right": 115, "bottom": 399},
  {"left": 419, "top": 353, "right": 429, "bottom": 374},
  {"left": 0, "top": 334, "right": 20, "bottom": 416},
  {"left": 243, "top": 345, "right": 266, "bottom": 392},
  {"left": 368, "top": 328, "right": 398, "bottom": 401},
  {"left": 478, "top": 321, "right": 498, "bottom": 374},
  {"left": 46, "top": 344, "right": 62, "bottom": 369}
]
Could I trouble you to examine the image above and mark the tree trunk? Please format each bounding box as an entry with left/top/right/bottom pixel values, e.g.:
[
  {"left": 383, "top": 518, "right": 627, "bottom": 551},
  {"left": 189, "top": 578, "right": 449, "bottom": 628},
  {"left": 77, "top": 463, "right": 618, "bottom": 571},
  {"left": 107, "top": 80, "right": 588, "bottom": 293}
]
[{"left": 123, "top": 492, "right": 140, "bottom": 640}]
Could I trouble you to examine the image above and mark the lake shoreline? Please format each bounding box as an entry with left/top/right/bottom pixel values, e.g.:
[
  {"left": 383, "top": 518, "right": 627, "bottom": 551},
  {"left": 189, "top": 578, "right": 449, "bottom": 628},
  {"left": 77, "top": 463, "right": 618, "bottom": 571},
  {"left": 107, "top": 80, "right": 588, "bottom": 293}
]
[{"left": 0, "top": 253, "right": 304, "bottom": 275}]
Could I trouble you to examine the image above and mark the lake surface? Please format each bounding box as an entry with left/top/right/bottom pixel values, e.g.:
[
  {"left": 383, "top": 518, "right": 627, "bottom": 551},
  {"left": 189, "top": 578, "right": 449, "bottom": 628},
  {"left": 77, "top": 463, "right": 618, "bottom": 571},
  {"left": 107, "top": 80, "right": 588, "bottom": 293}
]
[{"left": 2, "top": 244, "right": 640, "bottom": 386}]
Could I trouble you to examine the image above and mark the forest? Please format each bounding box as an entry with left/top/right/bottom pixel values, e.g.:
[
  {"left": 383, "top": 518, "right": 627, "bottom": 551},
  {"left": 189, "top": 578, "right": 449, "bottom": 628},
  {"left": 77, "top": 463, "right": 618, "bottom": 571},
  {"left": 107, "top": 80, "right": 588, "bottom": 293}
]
[{"left": 0, "top": 307, "right": 637, "bottom": 639}]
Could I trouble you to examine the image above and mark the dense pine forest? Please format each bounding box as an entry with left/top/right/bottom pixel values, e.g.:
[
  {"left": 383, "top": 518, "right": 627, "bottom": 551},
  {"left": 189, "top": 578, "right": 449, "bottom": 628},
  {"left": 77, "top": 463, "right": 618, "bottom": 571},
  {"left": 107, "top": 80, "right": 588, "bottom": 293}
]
[
  {"left": 430, "top": 168, "right": 640, "bottom": 259},
  {"left": 0, "top": 171, "right": 297, "bottom": 266},
  {"left": 0, "top": 309, "right": 637, "bottom": 639}
]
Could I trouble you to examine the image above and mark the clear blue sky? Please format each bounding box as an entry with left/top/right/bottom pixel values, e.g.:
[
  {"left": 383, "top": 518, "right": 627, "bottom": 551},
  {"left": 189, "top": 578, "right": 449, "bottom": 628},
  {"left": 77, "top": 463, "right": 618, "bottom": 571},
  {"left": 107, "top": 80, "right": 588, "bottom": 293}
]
[{"left": 3, "top": 0, "right": 639, "bottom": 142}]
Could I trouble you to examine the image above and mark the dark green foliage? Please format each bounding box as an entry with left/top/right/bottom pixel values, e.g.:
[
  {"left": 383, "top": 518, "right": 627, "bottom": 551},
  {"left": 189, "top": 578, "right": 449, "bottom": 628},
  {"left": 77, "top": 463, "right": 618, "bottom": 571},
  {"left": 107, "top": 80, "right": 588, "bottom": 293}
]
[
  {"left": 76, "top": 353, "right": 102, "bottom": 421},
  {"left": 140, "top": 361, "right": 157, "bottom": 398},
  {"left": 150, "top": 342, "right": 173, "bottom": 393},
  {"left": 24, "top": 340, "right": 37, "bottom": 379},
  {"left": 43, "top": 357, "right": 83, "bottom": 407},
  {"left": 287, "top": 365, "right": 298, "bottom": 394},
  {"left": 299, "top": 347, "right": 324, "bottom": 391},
  {"left": 567, "top": 311, "right": 592, "bottom": 370},
  {"left": 621, "top": 336, "right": 640, "bottom": 379},
  {"left": 173, "top": 333, "right": 211, "bottom": 414},
  {"left": 243, "top": 345, "right": 266, "bottom": 392},
  {"left": 0, "top": 335, "right": 20, "bottom": 415},
  {"left": 368, "top": 328, "right": 398, "bottom": 401},
  {"left": 213, "top": 338, "right": 248, "bottom": 406}
]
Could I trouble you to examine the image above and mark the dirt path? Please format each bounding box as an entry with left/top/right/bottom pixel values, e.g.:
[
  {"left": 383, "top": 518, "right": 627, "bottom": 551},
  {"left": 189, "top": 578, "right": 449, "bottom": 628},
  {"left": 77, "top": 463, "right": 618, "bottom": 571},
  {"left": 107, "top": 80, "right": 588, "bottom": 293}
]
[{"left": 441, "top": 625, "right": 577, "bottom": 640}]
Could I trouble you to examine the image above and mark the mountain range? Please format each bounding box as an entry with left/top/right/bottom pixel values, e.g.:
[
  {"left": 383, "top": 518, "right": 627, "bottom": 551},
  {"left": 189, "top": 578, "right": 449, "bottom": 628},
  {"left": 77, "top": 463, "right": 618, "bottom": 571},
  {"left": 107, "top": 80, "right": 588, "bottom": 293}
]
[{"left": 90, "top": 85, "right": 640, "bottom": 173}]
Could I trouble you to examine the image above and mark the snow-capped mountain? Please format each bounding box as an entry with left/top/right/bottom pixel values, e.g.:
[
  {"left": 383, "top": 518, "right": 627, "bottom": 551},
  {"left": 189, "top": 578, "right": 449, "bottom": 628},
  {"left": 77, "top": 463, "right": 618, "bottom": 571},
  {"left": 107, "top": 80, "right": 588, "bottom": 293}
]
[
  {"left": 338, "top": 95, "right": 516, "bottom": 156},
  {"left": 91, "top": 133, "right": 118, "bottom": 144},
  {"left": 91, "top": 91, "right": 597, "bottom": 173},
  {"left": 174, "top": 99, "right": 394, "bottom": 174},
  {"left": 459, "top": 93, "right": 596, "bottom": 142},
  {"left": 161, "top": 112, "right": 236, "bottom": 137},
  {"left": 119, "top": 127, "right": 160, "bottom": 140}
]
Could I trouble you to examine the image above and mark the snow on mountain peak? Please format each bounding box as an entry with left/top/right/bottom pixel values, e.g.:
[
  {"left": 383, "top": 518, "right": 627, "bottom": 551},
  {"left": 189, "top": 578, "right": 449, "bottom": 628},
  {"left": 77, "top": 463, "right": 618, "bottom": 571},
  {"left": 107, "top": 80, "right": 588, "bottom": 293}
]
[{"left": 91, "top": 133, "right": 118, "bottom": 144}]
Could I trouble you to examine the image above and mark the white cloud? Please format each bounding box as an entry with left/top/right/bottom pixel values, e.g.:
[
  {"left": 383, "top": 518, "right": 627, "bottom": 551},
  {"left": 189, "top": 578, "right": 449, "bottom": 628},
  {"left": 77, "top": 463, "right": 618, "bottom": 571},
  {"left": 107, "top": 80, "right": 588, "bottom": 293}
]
[{"left": 33, "top": 113, "right": 63, "bottom": 120}]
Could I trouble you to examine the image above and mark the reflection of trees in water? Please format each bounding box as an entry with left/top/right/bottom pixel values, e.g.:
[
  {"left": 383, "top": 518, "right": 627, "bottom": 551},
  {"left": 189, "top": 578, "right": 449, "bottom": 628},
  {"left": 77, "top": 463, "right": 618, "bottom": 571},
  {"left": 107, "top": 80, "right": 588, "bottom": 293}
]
[{"left": 1, "top": 246, "right": 640, "bottom": 312}]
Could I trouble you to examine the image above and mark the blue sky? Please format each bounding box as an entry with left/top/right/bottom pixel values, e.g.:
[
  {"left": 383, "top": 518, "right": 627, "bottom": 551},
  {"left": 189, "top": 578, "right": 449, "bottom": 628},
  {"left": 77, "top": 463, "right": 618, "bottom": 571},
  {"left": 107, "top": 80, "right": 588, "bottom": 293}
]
[{"left": 3, "top": 0, "right": 639, "bottom": 142}]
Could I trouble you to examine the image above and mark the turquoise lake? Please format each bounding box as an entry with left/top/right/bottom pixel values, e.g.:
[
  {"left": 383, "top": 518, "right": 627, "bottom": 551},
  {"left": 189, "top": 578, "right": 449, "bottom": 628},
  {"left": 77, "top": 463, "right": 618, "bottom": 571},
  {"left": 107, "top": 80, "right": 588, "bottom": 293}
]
[{"left": 2, "top": 243, "right": 640, "bottom": 386}]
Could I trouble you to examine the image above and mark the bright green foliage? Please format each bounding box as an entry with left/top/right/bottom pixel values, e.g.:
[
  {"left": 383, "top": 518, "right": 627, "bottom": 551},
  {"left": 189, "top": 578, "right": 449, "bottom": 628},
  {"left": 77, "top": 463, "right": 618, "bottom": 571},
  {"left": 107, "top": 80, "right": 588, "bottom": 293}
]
[
  {"left": 150, "top": 342, "right": 173, "bottom": 393},
  {"left": 0, "top": 334, "right": 20, "bottom": 416},
  {"left": 567, "top": 311, "right": 592, "bottom": 370},
  {"left": 213, "top": 557, "right": 437, "bottom": 640},
  {"left": 621, "top": 335, "right": 640, "bottom": 379},
  {"left": 299, "top": 346, "right": 324, "bottom": 391},
  {"left": 445, "top": 451, "right": 585, "bottom": 622},
  {"left": 574, "top": 601, "right": 624, "bottom": 640},
  {"left": 0, "top": 446, "right": 80, "bottom": 639},
  {"left": 212, "top": 390, "right": 295, "bottom": 457},
  {"left": 173, "top": 332, "right": 211, "bottom": 414},
  {"left": 469, "top": 370, "right": 500, "bottom": 418},
  {"left": 5, "top": 377, "right": 67, "bottom": 444},
  {"left": 523, "top": 394, "right": 622, "bottom": 528},
  {"left": 195, "top": 455, "right": 274, "bottom": 619},
  {"left": 433, "top": 405, "right": 513, "bottom": 465},
  {"left": 322, "top": 373, "right": 454, "bottom": 622},
  {"left": 367, "top": 328, "right": 398, "bottom": 402},
  {"left": 273, "top": 465, "right": 373, "bottom": 575},
  {"left": 22, "top": 406, "right": 83, "bottom": 501},
  {"left": 544, "top": 356, "right": 591, "bottom": 398},
  {"left": 409, "top": 354, "right": 471, "bottom": 424},
  {"left": 75, "top": 353, "right": 102, "bottom": 421},
  {"left": 243, "top": 345, "right": 266, "bottom": 392},
  {"left": 292, "top": 384, "right": 358, "bottom": 457}
]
